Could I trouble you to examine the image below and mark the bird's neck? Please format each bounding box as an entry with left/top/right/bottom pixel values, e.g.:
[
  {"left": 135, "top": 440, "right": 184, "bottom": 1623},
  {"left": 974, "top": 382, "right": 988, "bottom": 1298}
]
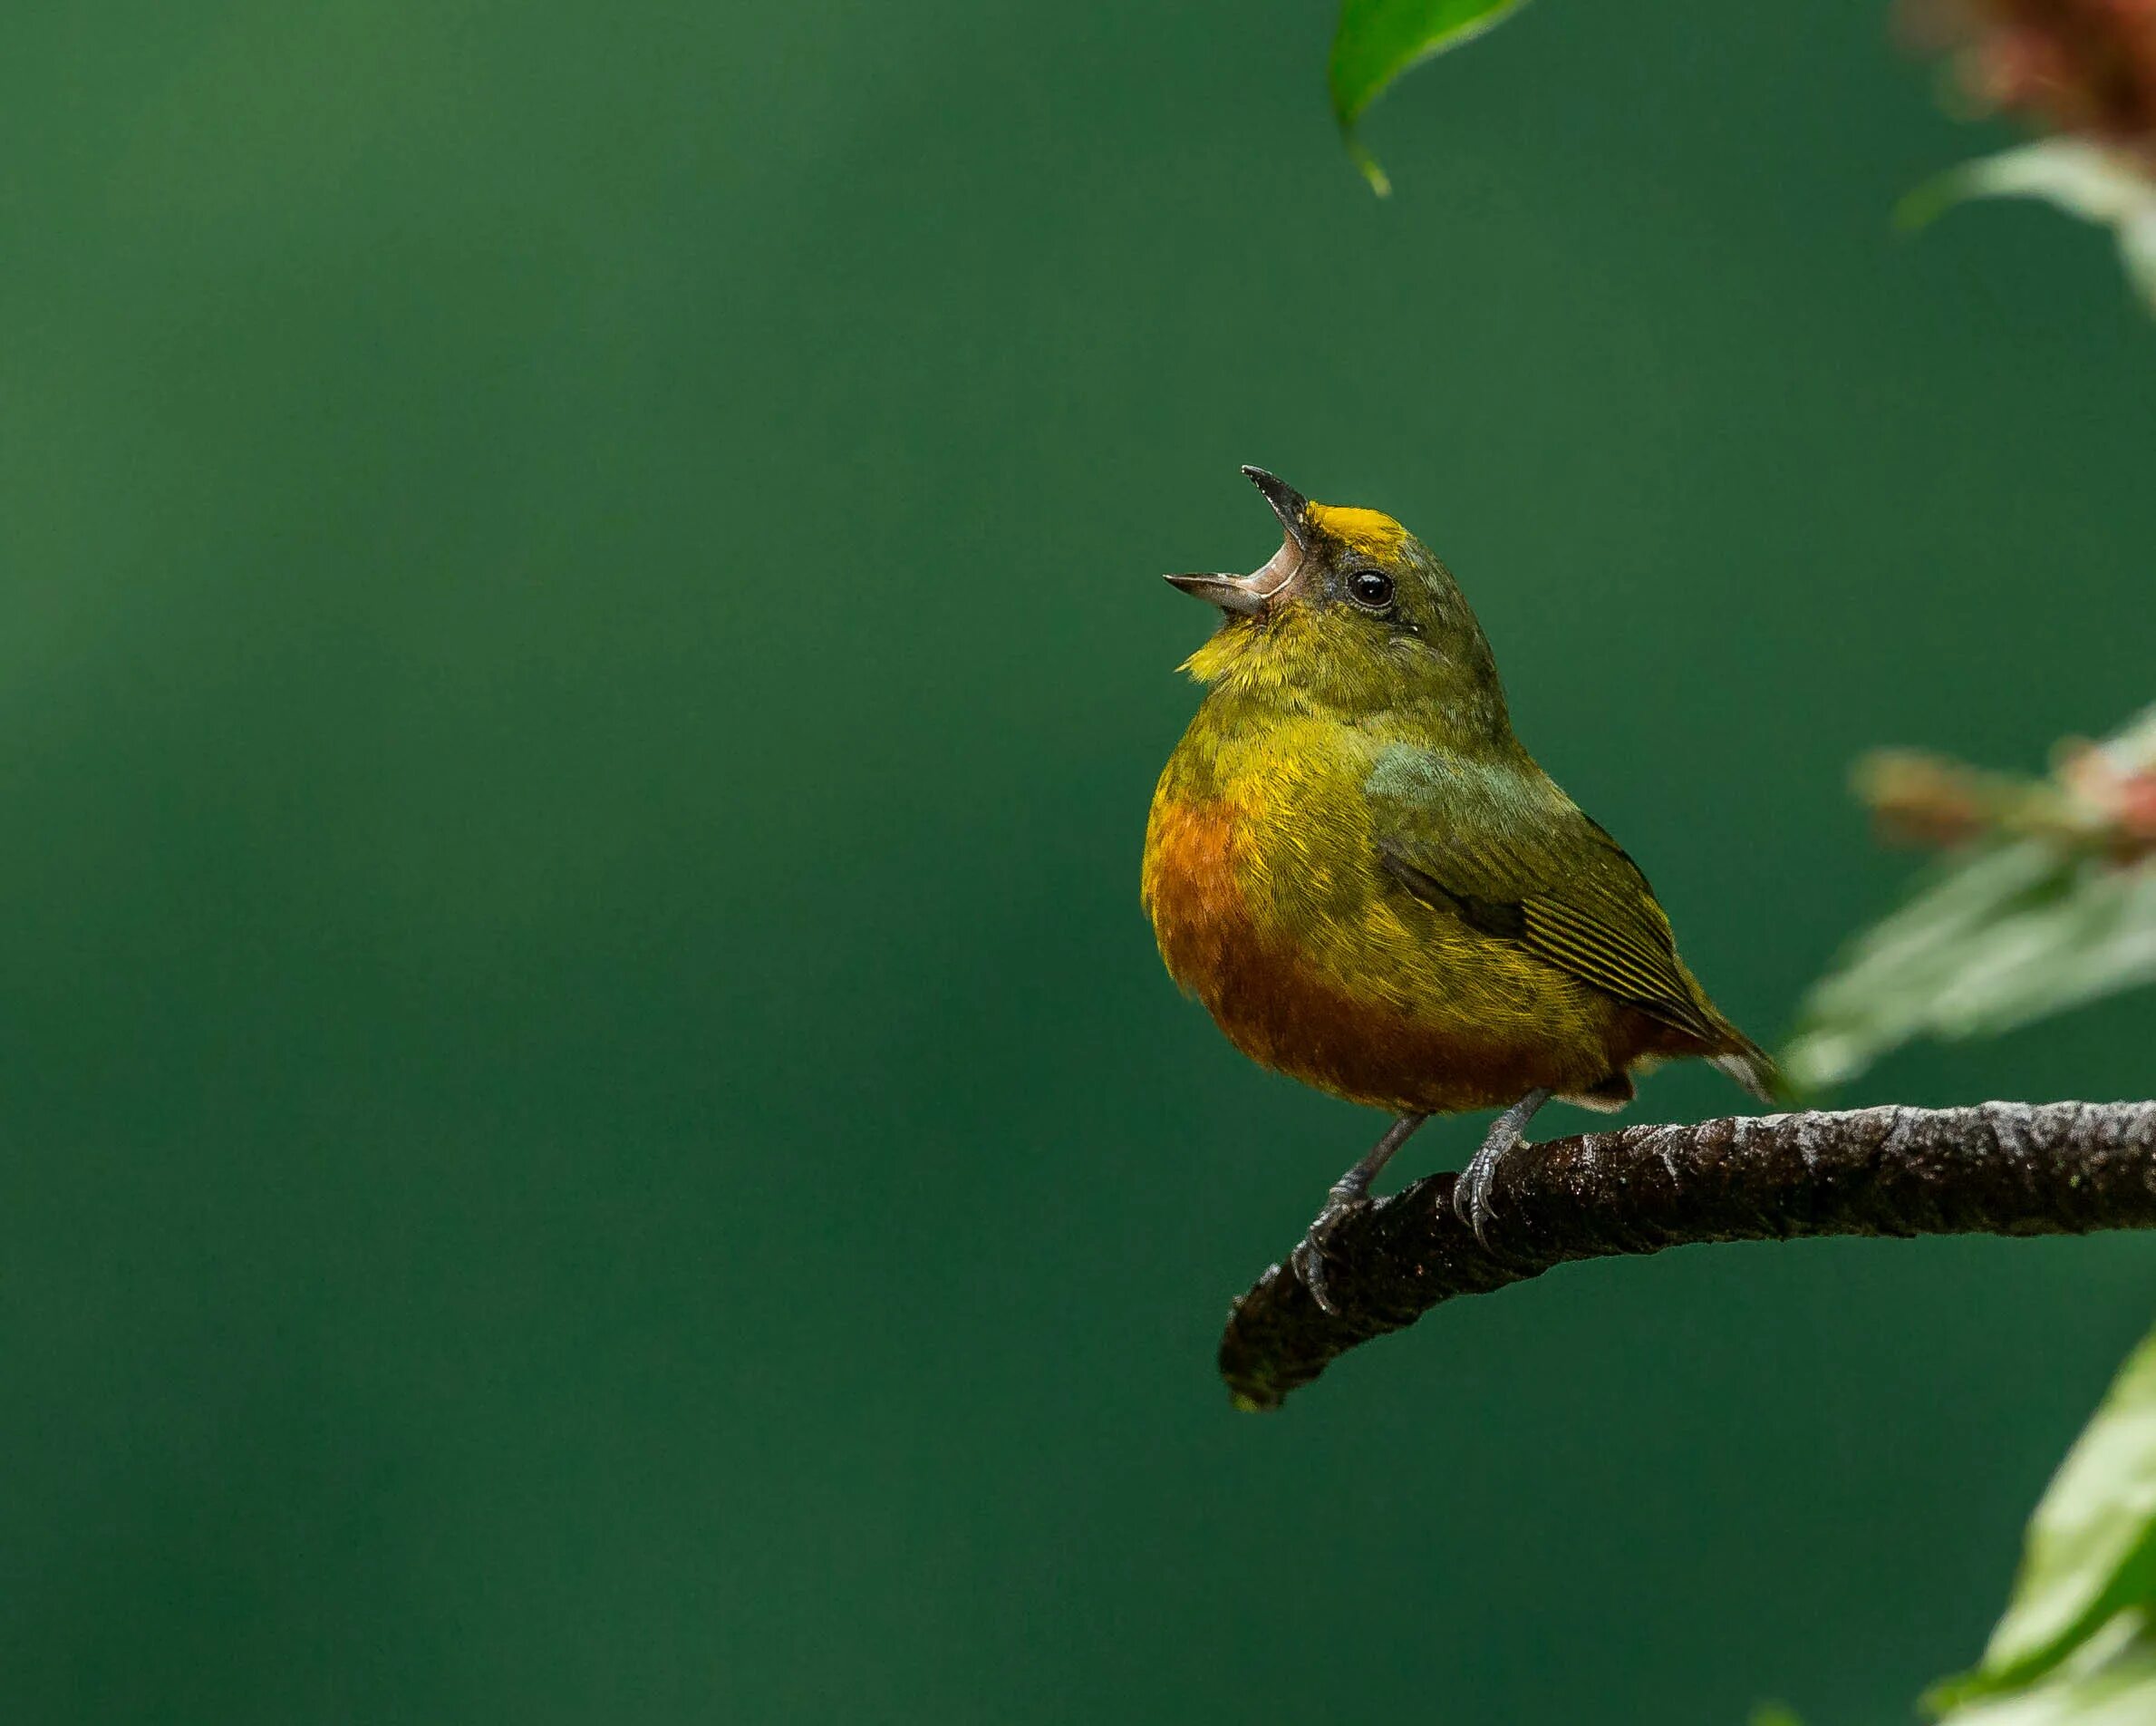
[
  {"left": 1184, "top": 622, "right": 1515, "bottom": 754},
  {"left": 1190, "top": 655, "right": 1526, "bottom": 755}
]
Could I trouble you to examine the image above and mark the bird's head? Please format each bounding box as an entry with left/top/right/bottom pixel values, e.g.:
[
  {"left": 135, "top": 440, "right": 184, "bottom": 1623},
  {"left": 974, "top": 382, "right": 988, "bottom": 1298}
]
[{"left": 1165, "top": 466, "right": 1510, "bottom": 740}]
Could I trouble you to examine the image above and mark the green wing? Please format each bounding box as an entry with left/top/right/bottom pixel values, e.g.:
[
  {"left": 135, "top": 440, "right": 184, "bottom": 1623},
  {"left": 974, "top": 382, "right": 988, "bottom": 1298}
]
[{"left": 1366, "top": 749, "right": 1727, "bottom": 1047}]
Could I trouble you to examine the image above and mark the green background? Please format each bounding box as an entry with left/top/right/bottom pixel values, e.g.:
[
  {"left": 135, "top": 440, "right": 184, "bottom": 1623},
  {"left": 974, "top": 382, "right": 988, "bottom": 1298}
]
[{"left": 4, "top": 1, "right": 2153, "bottom": 1721}]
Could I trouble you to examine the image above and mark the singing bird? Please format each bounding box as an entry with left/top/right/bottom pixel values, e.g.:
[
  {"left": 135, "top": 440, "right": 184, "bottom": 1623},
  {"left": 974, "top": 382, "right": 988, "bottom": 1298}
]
[{"left": 1142, "top": 467, "right": 1774, "bottom": 1308}]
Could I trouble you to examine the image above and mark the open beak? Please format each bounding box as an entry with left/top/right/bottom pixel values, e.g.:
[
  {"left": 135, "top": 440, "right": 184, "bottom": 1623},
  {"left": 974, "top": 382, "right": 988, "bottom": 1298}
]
[
  {"left": 1162, "top": 465, "right": 1311, "bottom": 616},
  {"left": 1241, "top": 465, "right": 1310, "bottom": 548},
  {"left": 1162, "top": 568, "right": 1274, "bottom": 614}
]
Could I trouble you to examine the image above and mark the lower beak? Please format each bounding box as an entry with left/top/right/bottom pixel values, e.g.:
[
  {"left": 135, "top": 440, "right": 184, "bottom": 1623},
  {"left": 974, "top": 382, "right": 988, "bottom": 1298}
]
[
  {"left": 1164, "top": 571, "right": 1268, "bottom": 615},
  {"left": 1163, "top": 535, "right": 1303, "bottom": 617}
]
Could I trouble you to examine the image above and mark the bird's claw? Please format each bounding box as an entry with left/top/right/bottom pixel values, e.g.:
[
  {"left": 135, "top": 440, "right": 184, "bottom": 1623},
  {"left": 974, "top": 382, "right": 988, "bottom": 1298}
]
[
  {"left": 1451, "top": 1154, "right": 1500, "bottom": 1248},
  {"left": 1450, "top": 1088, "right": 1550, "bottom": 1250},
  {"left": 1291, "top": 1192, "right": 1368, "bottom": 1315}
]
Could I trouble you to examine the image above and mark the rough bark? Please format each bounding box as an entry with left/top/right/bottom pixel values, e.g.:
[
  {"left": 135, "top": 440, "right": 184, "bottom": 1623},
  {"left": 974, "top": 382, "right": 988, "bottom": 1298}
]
[{"left": 1220, "top": 1101, "right": 2156, "bottom": 1411}]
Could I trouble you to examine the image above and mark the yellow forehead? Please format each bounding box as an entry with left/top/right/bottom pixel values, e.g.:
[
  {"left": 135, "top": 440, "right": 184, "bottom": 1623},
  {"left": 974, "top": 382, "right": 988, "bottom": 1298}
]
[{"left": 1306, "top": 502, "right": 1407, "bottom": 558}]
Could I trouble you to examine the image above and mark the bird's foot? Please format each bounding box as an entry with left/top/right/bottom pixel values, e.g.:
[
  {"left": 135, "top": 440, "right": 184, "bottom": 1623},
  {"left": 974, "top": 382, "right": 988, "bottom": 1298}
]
[
  {"left": 1451, "top": 1087, "right": 1554, "bottom": 1248},
  {"left": 1290, "top": 1188, "right": 1368, "bottom": 1316},
  {"left": 1452, "top": 1147, "right": 1503, "bottom": 1248}
]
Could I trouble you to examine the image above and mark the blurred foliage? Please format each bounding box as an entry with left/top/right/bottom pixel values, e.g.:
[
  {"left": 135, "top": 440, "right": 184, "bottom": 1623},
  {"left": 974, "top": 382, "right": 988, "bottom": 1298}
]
[
  {"left": 1783, "top": 708, "right": 2156, "bottom": 1092},
  {"left": 1904, "top": 1, "right": 2156, "bottom": 169},
  {"left": 1901, "top": 140, "right": 2156, "bottom": 312},
  {"left": 1327, "top": 0, "right": 2156, "bottom": 309},
  {"left": 1938, "top": 1644, "right": 2156, "bottom": 1726},
  {"left": 1755, "top": 1327, "right": 2156, "bottom": 1724},
  {"left": 1328, "top": 0, "right": 1528, "bottom": 192},
  {"left": 1928, "top": 1324, "right": 2156, "bottom": 1724}
]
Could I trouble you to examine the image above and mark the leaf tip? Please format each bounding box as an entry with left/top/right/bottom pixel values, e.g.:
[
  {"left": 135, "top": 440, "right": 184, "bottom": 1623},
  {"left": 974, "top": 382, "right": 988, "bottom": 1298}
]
[
  {"left": 1349, "top": 139, "right": 1393, "bottom": 197},
  {"left": 1896, "top": 170, "right": 1967, "bottom": 235}
]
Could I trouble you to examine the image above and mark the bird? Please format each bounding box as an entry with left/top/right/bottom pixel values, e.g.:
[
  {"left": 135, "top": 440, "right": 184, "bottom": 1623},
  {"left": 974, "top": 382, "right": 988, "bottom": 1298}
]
[{"left": 1141, "top": 466, "right": 1775, "bottom": 1311}]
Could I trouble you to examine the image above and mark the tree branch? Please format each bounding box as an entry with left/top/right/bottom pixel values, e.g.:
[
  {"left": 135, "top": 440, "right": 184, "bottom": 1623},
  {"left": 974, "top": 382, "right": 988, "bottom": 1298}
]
[{"left": 1220, "top": 1101, "right": 2156, "bottom": 1411}]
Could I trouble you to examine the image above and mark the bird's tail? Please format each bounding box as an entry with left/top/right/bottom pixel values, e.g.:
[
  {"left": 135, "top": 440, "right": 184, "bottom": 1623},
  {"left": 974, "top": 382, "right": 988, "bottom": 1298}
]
[{"left": 1712, "top": 1035, "right": 1784, "bottom": 1106}]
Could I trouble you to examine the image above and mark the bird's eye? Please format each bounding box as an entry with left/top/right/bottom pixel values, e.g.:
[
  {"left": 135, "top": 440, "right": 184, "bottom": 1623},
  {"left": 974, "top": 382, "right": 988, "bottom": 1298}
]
[{"left": 1347, "top": 569, "right": 1395, "bottom": 611}]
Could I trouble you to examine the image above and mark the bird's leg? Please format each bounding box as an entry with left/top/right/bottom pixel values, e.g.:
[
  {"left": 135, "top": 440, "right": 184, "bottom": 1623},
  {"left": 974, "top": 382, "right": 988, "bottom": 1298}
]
[
  {"left": 1453, "top": 1087, "right": 1554, "bottom": 1245},
  {"left": 1291, "top": 1112, "right": 1428, "bottom": 1315}
]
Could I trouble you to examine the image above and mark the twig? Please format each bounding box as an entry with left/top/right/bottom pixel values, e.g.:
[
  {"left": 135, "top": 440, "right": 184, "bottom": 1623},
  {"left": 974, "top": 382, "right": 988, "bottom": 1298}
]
[{"left": 1220, "top": 1101, "right": 2156, "bottom": 1411}]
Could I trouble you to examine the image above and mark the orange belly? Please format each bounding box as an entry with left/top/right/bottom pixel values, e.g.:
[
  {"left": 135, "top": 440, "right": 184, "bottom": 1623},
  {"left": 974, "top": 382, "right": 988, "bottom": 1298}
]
[{"left": 1142, "top": 798, "right": 1635, "bottom": 1113}]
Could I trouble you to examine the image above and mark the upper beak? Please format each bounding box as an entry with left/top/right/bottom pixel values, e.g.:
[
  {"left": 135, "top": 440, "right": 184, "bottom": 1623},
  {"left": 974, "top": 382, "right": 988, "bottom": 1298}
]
[
  {"left": 1241, "top": 465, "right": 1310, "bottom": 548},
  {"left": 1161, "top": 465, "right": 1311, "bottom": 616}
]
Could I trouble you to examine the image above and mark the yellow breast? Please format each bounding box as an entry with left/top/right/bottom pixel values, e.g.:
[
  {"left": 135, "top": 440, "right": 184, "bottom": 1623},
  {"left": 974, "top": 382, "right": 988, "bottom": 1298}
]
[{"left": 1143, "top": 720, "right": 1631, "bottom": 1113}]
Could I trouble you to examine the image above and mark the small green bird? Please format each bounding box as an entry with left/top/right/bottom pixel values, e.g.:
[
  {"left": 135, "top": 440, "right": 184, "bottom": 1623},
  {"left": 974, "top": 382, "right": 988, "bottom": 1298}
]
[{"left": 1142, "top": 467, "right": 1774, "bottom": 1307}]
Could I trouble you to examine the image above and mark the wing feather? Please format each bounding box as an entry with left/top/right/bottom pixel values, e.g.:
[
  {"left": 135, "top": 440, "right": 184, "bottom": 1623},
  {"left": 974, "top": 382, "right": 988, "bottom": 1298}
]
[{"left": 1368, "top": 752, "right": 1726, "bottom": 1046}]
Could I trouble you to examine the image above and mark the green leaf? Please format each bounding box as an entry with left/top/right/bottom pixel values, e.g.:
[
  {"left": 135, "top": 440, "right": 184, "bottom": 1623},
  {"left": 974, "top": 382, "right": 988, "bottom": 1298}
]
[
  {"left": 1900, "top": 140, "right": 2156, "bottom": 315},
  {"left": 1939, "top": 1636, "right": 2156, "bottom": 1726},
  {"left": 1328, "top": 0, "right": 1532, "bottom": 193},
  {"left": 1931, "top": 1328, "right": 2156, "bottom": 1714},
  {"left": 1782, "top": 707, "right": 2156, "bottom": 1093}
]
